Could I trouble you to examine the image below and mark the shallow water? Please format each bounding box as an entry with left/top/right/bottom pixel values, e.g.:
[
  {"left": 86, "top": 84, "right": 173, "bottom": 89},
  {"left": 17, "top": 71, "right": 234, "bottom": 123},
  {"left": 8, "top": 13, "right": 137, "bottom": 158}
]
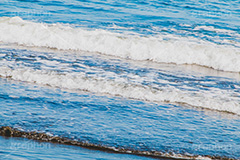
[
  {"left": 0, "top": 55, "right": 240, "bottom": 158},
  {"left": 0, "top": 136, "right": 157, "bottom": 160},
  {"left": 0, "top": 0, "right": 240, "bottom": 159}
]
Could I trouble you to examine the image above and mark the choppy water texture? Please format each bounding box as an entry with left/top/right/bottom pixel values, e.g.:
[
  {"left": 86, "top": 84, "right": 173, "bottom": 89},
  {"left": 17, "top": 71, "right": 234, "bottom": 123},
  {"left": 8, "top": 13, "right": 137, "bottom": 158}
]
[{"left": 0, "top": 0, "right": 240, "bottom": 159}]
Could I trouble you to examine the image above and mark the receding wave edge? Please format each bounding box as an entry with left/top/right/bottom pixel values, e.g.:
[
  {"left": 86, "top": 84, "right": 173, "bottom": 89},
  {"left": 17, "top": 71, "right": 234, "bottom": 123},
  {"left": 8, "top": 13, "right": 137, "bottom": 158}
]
[{"left": 1, "top": 126, "right": 235, "bottom": 160}]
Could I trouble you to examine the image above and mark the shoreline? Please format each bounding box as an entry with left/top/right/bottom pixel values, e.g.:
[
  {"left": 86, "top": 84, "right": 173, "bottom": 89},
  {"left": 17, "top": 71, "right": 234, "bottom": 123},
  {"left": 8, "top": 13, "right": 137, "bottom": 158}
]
[{"left": 0, "top": 126, "right": 234, "bottom": 160}]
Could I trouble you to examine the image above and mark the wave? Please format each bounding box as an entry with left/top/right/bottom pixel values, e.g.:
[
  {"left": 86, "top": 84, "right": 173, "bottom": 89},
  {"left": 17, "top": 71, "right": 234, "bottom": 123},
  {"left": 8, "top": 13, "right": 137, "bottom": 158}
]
[
  {"left": 0, "top": 66, "right": 239, "bottom": 115},
  {"left": 0, "top": 17, "right": 240, "bottom": 72}
]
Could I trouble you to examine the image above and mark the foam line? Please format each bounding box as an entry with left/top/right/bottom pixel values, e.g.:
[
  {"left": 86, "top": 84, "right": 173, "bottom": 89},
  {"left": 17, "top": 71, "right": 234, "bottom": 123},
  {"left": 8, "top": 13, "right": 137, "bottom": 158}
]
[{"left": 0, "top": 17, "right": 240, "bottom": 72}]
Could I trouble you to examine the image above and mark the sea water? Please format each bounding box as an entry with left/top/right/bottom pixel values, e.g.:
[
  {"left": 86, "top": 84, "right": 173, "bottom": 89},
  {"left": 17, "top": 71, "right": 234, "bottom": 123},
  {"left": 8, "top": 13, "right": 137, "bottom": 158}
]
[{"left": 0, "top": 0, "right": 240, "bottom": 159}]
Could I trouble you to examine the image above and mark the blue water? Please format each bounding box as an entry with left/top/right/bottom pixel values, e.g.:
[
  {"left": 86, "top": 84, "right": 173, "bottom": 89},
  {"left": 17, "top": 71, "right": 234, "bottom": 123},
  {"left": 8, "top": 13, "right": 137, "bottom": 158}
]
[
  {"left": 1, "top": 77, "right": 240, "bottom": 158},
  {"left": 1, "top": 0, "right": 240, "bottom": 45},
  {"left": 0, "top": 136, "right": 155, "bottom": 160},
  {"left": 0, "top": 0, "right": 240, "bottom": 159}
]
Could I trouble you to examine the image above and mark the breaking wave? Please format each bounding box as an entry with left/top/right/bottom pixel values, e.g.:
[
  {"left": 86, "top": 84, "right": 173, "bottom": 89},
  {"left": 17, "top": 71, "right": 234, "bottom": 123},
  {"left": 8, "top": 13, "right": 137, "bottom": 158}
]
[{"left": 0, "top": 17, "right": 240, "bottom": 72}]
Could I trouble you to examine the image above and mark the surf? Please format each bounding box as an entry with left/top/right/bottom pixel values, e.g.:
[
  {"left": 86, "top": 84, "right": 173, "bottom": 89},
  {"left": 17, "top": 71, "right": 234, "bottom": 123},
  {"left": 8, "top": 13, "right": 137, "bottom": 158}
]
[{"left": 0, "top": 17, "right": 240, "bottom": 72}]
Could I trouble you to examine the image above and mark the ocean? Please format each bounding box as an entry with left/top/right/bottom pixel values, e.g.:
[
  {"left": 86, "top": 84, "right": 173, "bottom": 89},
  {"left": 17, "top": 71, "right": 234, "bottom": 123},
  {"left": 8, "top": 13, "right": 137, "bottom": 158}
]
[{"left": 0, "top": 0, "right": 240, "bottom": 159}]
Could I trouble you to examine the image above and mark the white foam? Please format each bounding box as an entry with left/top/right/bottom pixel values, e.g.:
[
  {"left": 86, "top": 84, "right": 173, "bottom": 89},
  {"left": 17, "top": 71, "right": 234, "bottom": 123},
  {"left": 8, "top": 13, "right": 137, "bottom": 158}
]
[
  {"left": 0, "top": 66, "right": 239, "bottom": 115},
  {"left": 0, "top": 17, "right": 240, "bottom": 72}
]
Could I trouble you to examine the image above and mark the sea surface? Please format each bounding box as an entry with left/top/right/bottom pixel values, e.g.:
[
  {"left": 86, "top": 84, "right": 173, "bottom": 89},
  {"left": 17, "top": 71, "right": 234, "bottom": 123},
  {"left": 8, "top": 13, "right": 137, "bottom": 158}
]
[{"left": 0, "top": 0, "right": 240, "bottom": 159}]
